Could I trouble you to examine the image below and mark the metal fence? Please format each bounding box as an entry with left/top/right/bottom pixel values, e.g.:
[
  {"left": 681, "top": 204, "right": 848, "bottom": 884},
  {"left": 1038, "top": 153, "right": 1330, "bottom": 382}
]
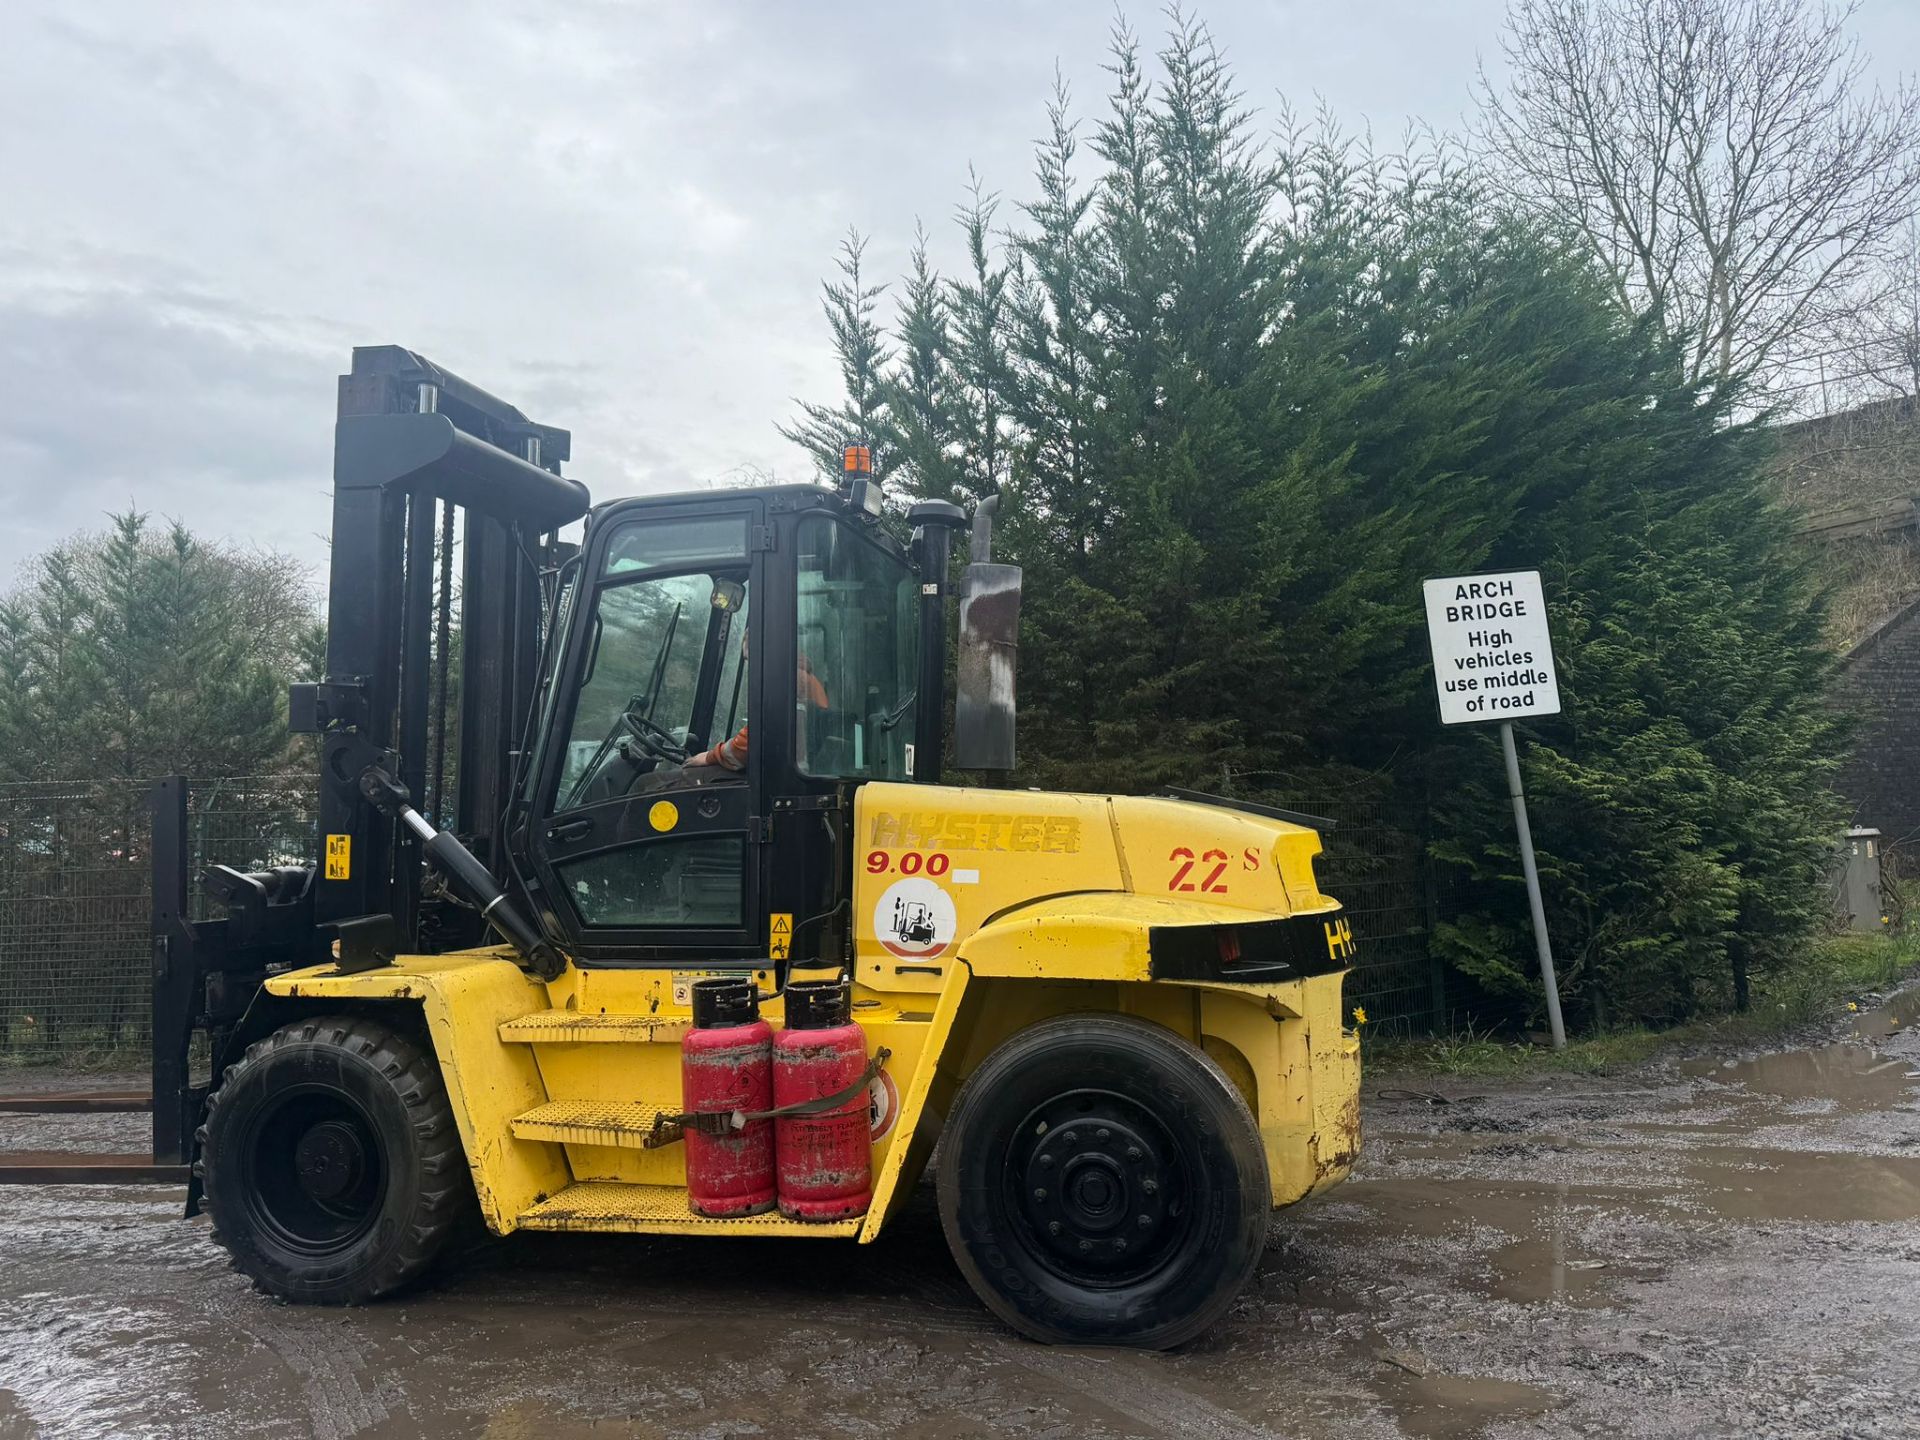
[
  {"left": 0, "top": 774, "right": 1446, "bottom": 1064},
  {"left": 0, "top": 776, "right": 316, "bottom": 1065},
  {"left": 1301, "top": 798, "right": 1444, "bottom": 1033}
]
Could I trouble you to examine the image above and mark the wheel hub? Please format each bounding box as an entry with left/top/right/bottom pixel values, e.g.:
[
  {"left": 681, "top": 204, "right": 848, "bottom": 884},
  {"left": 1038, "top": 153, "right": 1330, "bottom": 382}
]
[
  {"left": 294, "top": 1119, "right": 368, "bottom": 1204},
  {"left": 1021, "top": 1115, "right": 1172, "bottom": 1272}
]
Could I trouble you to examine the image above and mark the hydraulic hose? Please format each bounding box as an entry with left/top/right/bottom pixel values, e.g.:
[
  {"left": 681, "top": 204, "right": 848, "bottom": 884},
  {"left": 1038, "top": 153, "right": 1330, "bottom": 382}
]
[{"left": 360, "top": 766, "right": 566, "bottom": 979}]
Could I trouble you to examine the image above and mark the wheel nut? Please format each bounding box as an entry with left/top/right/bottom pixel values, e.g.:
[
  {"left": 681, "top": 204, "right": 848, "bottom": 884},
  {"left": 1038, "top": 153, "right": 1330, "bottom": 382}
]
[
  {"left": 1078, "top": 1240, "right": 1092, "bottom": 1252},
  {"left": 1033, "top": 1187, "right": 1048, "bottom": 1200},
  {"left": 1141, "top": 1178, "right": 1158, "bottom": 1195},
  {"left": 1097, "top": 1128, "right": 1111, "bottom": 1140},
  {"left": 1138, "top": 1214, "right": 1152, "bottom": 1229},
  {"left": 1063, "top": 1131, "right": 1078, "bottom": 1146},
  {"left": 1039, "top": 1153, "right": 1054, "bottom": 1167},
  {"left": 1049, "top": 1221, "right": 1062, "bottom": 1236},
  {"left": 1115, "top": 1237, "right": 1128, "bottom": 1252},
  {"left": 1127, "top": 1146, "right": 1143, "bottom": 1161}
]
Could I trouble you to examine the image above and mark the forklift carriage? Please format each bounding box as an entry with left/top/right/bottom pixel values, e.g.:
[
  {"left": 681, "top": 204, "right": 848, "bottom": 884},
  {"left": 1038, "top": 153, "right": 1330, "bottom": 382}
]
[{"left": 152, "top": 347, "right": 1361, "bottom": 1348}]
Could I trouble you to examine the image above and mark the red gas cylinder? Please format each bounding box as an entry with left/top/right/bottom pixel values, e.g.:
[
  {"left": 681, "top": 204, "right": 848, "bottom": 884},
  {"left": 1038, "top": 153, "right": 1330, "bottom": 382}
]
[
  {"left": 773, "top": 978, "right": 873, "bottom": 1221},
  {"left": 682, "top": 978, "right": 775, "bottom": 1218}
]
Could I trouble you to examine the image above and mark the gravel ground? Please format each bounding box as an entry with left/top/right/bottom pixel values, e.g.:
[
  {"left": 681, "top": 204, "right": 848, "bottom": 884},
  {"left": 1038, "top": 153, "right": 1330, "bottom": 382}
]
[{"left": 1, "top": 992, "right": 1917, "bottom": 1438}]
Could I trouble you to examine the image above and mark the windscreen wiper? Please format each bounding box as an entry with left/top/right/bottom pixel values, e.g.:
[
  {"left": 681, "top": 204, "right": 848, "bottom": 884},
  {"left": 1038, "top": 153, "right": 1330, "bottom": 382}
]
[
  {"left": 639, "top": 601, "right": 683, "bottom": 724},
  {"left": 560, "top": 603, "right": 687, "bottom": 811},
  {"left": 875, "top": 688, "right": 917, "bottom": 732}
]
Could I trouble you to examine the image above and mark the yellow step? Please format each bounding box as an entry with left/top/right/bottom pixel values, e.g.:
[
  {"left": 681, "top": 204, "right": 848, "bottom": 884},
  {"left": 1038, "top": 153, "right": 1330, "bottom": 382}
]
[
  {"left": 515, "top": 1181, "right": 861, "bottom": 1237},
  {"left": 511, "top": 1099, "right": 668, "bottom": 1150},
  {"left": 498, "top": 1010, "right": 690, "bottom": 1045}
]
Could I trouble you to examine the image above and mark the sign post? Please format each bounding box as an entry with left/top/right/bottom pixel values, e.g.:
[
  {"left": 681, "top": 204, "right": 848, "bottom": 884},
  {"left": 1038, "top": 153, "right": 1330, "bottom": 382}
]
[{"left": 1422, "top": 569, "right": 1567, "bottom": 1049}]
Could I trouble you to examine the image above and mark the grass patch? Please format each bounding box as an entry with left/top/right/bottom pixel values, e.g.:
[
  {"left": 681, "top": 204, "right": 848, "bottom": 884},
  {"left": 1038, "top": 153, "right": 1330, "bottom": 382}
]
[
  {"left": 0, "top": 1044, "right": 149, "bottom": 1074},
  {"left": 1370, "top": 934, "right": 1920, "bottom": 1078}
]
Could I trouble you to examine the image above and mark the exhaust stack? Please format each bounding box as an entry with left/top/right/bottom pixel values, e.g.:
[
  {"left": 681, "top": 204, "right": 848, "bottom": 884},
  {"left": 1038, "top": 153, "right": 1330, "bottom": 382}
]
[{"left": 954, "top": 496, "right": 1021, "bottom": 772}]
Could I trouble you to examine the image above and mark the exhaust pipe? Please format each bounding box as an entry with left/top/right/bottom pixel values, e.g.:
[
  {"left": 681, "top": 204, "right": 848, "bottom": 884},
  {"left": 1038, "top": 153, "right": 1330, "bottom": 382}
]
[{"left": 954, "top": 496, "right": 1022, "bottom": 772}]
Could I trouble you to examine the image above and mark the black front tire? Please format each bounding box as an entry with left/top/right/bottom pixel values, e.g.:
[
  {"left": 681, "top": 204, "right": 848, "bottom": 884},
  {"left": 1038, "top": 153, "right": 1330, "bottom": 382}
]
[
  {"left": 937, "top": 1013, "right": 1270, "bottom": 1349},
  {"left": 199, "top": 1015, "right": 467, "bottom": 1304}
]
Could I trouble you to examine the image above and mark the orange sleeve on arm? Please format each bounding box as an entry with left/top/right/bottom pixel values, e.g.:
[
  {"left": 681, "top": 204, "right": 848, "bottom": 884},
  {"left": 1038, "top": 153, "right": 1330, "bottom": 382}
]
[
  {"left": 796, "top": 656, "right": 829, "bottom": 709},
  {"left": 707, "top": 723, "right": 749, "bottom": 771}
]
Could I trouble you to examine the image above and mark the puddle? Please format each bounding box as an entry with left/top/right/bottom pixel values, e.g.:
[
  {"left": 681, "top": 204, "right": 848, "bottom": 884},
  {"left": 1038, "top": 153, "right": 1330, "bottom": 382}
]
[
  {"left": 1683, "top": 1043, "right": 1917, "bottom": 1111},
  {"left": 1320, "top": 1176, "right": 1651, "bottom": 1243},
  {"left": 1853, "top": 985, "right": 1920, "bottom": 1039},
  {"left": 1311, "top": 1126, "right": 1920, "bottom": 1318},
  {"left": 1682, "top": 1146, "right": 1920, "bottom": 1223},
  {"left": 1312, "top": 1176, "right": 1677, "bottom": 1308},
  {"left": 1677, "top": 984, "right": 1920, "bottom": 1111},
  {"left": 0, "top": 1112, "right": 152, "bottom": 1155},
  {"left": 1484, "top": 1234, "right": 1662, "bottom": 1306},
  {"left": 1372, "top": 1365, "right": 1560, "bottom": 1439},
  {"left": 474, "top": 1405, "right": 647, "bottom": 1439},
  {"left": 0, "top": 1390, "right": 38, "bottom": 1439}
]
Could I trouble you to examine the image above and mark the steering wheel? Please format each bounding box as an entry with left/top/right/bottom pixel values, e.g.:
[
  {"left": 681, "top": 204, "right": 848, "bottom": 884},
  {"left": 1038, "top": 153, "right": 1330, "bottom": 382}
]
[{"left": 619, "top": 709, "right": 689, "bottom": 765}]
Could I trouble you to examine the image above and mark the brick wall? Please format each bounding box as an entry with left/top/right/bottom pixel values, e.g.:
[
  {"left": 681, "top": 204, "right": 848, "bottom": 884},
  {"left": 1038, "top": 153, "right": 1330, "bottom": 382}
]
[
  {"left": 1773, "top": 396, "right": 1920, "bottom": 513},
  {"left": 1835, "top": 593, "right": 1920, "bottom": 848}
]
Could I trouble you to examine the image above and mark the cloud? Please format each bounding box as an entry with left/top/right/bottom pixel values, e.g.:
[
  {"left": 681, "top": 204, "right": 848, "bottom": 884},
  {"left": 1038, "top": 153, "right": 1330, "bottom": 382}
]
[
  {"left": 11, "top": 0, "right": 1909, "bottom": 586},
  {"left": 0, "top": 273, "right": 336, "bottom": 581}
]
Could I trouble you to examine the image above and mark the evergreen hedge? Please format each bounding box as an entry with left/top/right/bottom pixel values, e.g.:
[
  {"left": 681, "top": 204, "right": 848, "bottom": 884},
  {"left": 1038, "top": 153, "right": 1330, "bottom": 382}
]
[{"left": 789, "top": 16, "right": 1846, "bottom": 1030}]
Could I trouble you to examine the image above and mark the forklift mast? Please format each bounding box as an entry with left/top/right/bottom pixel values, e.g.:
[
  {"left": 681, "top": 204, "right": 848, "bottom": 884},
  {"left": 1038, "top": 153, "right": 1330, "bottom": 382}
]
[
  {"left": 297, "top": 347, "right": 586, "bottom": 947},
  {"left": 153, "top": 348, "right": 586, "bottom": 1164}
]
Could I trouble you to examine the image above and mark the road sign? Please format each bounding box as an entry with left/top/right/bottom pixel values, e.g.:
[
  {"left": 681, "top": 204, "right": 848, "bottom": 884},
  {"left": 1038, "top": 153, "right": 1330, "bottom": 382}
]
[
  {"left": 1422, "top": 570, "right": 1561, "bottom": 726},
  {"left": 1421, "top": 568, "right": 1568, "bottom": 1048}
]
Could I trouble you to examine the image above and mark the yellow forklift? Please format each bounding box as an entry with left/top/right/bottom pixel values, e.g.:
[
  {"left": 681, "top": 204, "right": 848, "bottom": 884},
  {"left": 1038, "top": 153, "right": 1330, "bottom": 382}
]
[{"left": 151, "top": 347, "right": 1360, "bottom": 1348}]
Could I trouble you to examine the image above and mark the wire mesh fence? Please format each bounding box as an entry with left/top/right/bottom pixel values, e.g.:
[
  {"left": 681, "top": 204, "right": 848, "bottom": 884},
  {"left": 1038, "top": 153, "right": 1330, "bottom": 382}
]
[
  {"left": 1303, "top": 799, "right": 1443, "bottom": 1033},
  {"left": 1229, "top": 780, "right": 1447, "bottom": 1033},
  {"left": 0, "top": 776, "right": 316, "bottom": 1066},
  {"left": 180, "top": 776, "right": 321, "bottom": 924},
  {"left": 0, "top": 773, "right": 1447, "bottom": 1064}
]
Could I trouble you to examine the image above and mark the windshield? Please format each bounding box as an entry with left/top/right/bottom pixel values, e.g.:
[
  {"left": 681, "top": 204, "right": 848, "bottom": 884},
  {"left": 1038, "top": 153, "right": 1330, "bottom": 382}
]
[{"left": 795, "top": 515, "right": 917, "bottom": 781}]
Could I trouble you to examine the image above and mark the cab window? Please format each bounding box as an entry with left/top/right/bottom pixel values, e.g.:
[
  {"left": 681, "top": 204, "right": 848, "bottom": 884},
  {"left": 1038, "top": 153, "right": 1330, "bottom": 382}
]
[
  {"left": 794, "top": 516, "right": 917, "bottom": 780},
  {"left": 554, "top": 517, "right": 748, "bottom": 810}
]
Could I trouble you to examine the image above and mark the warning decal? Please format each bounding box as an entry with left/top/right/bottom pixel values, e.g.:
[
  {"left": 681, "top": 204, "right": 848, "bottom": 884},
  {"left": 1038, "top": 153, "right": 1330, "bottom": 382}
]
[
  {"left": 324, "top": 833, "right": 350, "bottom": 880},
  {"left": 868, "top": 1068, "right": 900, "bottom": 1140},
  {"left": 874, "top": 877, "right": 957, "bottom": 961},
  {"left": 769, "top": 911, "right": 793, "bottom": 961}
]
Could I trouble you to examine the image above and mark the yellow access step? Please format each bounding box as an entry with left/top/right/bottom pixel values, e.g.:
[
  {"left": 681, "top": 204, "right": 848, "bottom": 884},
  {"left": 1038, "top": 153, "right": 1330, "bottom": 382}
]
[
  {"left": 511, "top": 1099, "right": 666, "bottom": 1150},
  {"left": 498, "top": 1010, "right": 690, "bottom": 1044},
  {"left": 515, "top": 1181, "right": 861, "bottom": 1238}
]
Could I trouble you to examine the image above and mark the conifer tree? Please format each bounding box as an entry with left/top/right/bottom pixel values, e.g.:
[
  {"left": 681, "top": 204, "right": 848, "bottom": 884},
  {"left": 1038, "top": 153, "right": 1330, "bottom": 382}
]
[
  {"left": 882, "top": 225, "right": 964, "bottom": 504},
  {"left": 787, "top": 9, "right": 1847, "bottom": 1027},
  {"left": 779, "top": 230, "right": 895, "bottom": 482},
  {"left": 945, "top": 173, "right": 1017, "bottom": 505},
  {"left": 0, "top": 513, "right": 313, "bottom": 784}
]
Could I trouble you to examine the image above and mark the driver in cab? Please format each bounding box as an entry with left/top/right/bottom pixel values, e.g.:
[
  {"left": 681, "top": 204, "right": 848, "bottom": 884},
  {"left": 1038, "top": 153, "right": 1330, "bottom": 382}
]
[{"left": 686, "top": 629, "right": 828, "bottom": 772}]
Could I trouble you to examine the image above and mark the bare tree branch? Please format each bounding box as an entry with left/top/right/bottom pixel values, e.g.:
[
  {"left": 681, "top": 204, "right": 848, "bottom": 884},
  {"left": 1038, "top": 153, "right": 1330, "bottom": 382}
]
[{"left": 1477, "top": 0, "right": 1920, "bottom": 392}]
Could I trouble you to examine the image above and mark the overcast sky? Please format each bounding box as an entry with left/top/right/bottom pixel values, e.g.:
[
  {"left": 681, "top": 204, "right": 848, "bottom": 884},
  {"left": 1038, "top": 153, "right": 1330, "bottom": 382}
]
[{"left": 4, "top": 1, "right": 1916, "bottom": 587}]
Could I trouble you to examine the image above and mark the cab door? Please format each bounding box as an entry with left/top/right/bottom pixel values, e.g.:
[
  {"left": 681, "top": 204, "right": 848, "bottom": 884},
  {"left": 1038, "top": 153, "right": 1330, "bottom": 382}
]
[{"left": 525, "top": 505, "right": 763, "bottom": 964}]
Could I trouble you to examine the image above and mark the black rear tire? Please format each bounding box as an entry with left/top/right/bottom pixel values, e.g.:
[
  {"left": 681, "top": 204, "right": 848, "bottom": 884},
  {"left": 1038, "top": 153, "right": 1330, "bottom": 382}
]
[
  {"left": 199, "top": 1014, "right": 467, "bottom": 1304},
  {"left": 936, "top": 1013, "right": 1270, "bottom": 1348}
]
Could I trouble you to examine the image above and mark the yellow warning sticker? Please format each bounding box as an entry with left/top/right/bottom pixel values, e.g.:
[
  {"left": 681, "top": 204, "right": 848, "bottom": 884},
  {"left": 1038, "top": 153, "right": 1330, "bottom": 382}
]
[
  {"left": 769, "top": 911, "right": 793, "bottom": 961},
  {"left": 324, "top": 833, "right": 350, "bottom": 880},
  {"left": 648, "top": 800, "right": 679, "bottom": 832}
]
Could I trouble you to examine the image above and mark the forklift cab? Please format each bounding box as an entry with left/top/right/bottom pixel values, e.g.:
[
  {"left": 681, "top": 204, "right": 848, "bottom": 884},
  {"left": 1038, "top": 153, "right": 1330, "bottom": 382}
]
[{"left": 519, "top": 488, "right": 925, "bottom": 969}]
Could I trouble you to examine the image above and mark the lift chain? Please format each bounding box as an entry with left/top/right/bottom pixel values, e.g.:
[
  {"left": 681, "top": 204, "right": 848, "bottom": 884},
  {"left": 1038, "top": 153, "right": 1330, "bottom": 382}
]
[{"left": 642, "top": 1048, "right": 892, "bottom": 1150}]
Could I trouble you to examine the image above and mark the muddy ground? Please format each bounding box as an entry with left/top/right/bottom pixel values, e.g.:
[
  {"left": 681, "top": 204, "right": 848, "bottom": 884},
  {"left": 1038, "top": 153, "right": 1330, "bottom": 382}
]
[{"left": 2, "top": 995, "right": 1919, "bottom": 1440}]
